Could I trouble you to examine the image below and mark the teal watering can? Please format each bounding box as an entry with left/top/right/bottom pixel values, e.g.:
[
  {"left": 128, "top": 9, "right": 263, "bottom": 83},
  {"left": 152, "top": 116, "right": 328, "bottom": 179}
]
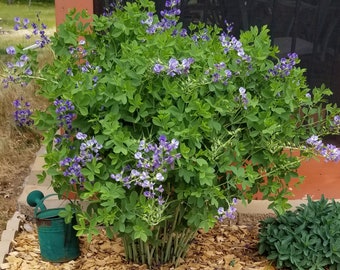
[{"left": 27, "top": 190, "right": 80, "bottom": 262}]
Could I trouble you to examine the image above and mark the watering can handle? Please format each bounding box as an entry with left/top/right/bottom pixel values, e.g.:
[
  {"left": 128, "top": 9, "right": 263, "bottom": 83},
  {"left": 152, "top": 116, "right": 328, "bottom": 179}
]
[{"left": 34, "top": 193, "right": 59, "bottom": 217}]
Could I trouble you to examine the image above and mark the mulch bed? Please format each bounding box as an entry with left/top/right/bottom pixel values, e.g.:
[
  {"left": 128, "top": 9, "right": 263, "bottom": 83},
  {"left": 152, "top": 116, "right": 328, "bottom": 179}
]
[{"left": 1, "top": 221, "right": 275, "bottom": 270}]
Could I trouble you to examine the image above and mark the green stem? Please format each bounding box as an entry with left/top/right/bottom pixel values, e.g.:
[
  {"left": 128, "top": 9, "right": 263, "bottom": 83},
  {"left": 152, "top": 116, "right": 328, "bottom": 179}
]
[
  {"left": 152, "top": 227, "right": 159, "bottom": 264},
  {"left": 164, "top": 203, "right": 181, "bottom": 262},
  {"left": 132, "top": 240, "right": 138, "bottom": 263},
  {"left": 123, "top": 236, "right": 133, "bottom": 262},
  {"left": 164, "top": 230, "right": 173, "bottom": 263},
  {"left": 174, "top": 229, "right": 197, "bottom": 266},
  {"left": 21, "top": 74, "right": 59, "bottom": 84},
  {"left": 122, "top": 203, "right": 195, "bottom": 267},
  {"left": 144, "top": 240, "right": 151, "bottom": 267},
  {"left": 139, "top": 239, "right": 145, "bottom": 265}
]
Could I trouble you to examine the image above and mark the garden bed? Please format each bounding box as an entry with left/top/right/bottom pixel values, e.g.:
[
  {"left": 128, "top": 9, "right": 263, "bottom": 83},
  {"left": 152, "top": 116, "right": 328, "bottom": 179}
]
[{"left": 2, "top": 220, "right": 274, "bottom": 270}]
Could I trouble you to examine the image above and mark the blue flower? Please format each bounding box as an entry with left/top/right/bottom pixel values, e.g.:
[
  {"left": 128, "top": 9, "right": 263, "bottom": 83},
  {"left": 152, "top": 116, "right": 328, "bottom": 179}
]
[
  {"left": 6, "top": 46, "right": 16, "bottom": 55},
  {"left": 333, "top": 115, "right": 340, "bottom": 127},
  {"left": 23, "top": 18, "right": 30, "bottom": 26},
  {"left": 153, "top": 63, "right": 164, "bottom": 74},
  {"left": 76, "top": 132, "right": 87, "bottom": 140},
  {"left": 156, "top": 173, "right": 164, "bottom": 181}
]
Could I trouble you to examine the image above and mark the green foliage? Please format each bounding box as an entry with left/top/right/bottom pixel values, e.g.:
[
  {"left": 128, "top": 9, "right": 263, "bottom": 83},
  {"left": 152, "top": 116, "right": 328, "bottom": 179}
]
[
  {"left": 2, "top": 0, "right": 340, "bottom": 266},
  {"left": 13, "top": 0, "right": 340, "bottom": 221},
  {"left": 259, "top": 196, "right": 340, "bottom": 269}
]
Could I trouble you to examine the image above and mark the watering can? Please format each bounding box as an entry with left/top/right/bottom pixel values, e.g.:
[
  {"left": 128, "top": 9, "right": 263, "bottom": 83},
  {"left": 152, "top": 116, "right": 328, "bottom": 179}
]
[{"left": 27, "top": 190, "right": 80, "bottom": 262}]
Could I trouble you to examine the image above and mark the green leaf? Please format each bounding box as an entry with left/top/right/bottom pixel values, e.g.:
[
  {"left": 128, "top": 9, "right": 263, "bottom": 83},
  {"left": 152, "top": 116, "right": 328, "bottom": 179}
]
[
  {"left": 199, "top": 167, "right": 215, "bottom": 186},
  {"left": 199, "top": 218, "right": 215, "bottom": 232},
  {"left": 180, "top": 143, "right": 191, "bottom": 159},
  {"left": 179, "top": 167, "right": 195, "bottom": 183}
]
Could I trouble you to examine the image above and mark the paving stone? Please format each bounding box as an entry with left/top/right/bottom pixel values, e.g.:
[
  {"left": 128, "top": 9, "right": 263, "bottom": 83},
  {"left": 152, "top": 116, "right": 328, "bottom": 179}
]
[
  {"left": 1, "top": 230, "right": 17, "bottom": 243},
  {"left": 0, "top": 211, "right": 23, "bottom": 263},
  {"left": 29, "top": 155, "right": 45, "bottom": 173},
  {"left": 23, "top": 172, "right": 51, "bottom": 186},
  {"left": 5, "top": 213, "right": 21, "bottom": 232},
  {"left": 0, "top": 241, "right": 12, "bottom": 264},
  {"left": 34, "top": 146, "right": 46, "bottom": 156}
]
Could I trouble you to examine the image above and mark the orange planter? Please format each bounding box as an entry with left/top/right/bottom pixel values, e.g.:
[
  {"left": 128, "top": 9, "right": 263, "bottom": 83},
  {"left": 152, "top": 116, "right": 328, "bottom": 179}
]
[
  {"left": 286, "top": 152, "right": 340, "bottom": 200},
  {"left": 55, "top": 0, "right": 94, "bottom": 26},
  {"left": 251, "top": 149, "right": 340, "bottom": 200}
]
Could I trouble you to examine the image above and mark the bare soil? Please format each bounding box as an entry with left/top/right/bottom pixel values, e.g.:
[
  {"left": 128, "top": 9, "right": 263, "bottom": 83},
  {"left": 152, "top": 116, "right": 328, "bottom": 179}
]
[{"left": 0, "top": 128, "right": 40, "bottom": 235}]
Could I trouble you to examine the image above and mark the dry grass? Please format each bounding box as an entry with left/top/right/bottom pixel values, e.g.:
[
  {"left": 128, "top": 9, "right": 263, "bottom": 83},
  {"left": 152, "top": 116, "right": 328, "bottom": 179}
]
[
  {"left": 0, "top": 82, "right": 42, "bottom": 232},
  {"left": 0, "top": 0, "right": 55, "bottom": 233},
  {"left": 0, "top": 45, "right": 52, "bottom": 233}
]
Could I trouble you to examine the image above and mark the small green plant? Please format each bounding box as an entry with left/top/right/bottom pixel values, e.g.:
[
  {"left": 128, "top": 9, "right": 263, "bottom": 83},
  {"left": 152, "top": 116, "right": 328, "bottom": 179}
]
[{"left": 258, "top": 195, "right": 340, "bottom": 270}]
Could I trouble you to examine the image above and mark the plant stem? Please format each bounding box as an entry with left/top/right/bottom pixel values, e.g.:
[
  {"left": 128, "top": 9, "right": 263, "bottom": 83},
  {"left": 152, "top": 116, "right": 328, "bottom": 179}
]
[{"left": 139, "top": 239, "right": 145, "bottom": 265}]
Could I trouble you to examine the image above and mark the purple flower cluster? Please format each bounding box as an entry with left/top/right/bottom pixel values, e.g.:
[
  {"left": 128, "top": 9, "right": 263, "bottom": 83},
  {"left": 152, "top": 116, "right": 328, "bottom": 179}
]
[
  {"left": 54, "top": 98, "right": 76, "bottom": 131},
  {"left": 153, "top": 57, "right": 194, "bottom": 76},
  {"left": 13, "top": 98, "right": 34, "bottom": 127},
  {"left": 68, "top": 41, "right": 88, "bottom": 58},
  {"left": 235, "top": 87, "right": 249, "bottom": 109},
  {"left": 171, "top": 28, "right": 188, "bottom": 37},
  {"left": 60, "top": 132, "right": 103, "bottom": 184},
  {"left": 78, "top": 60, "right": 102, "bottom": 75},
  {"left": 14, "top": 17, "right": 30, "bottom": 30},
  {"left": 141, "top": 0, "right": 181, "bottom": 34},
  {"left": 331, "top": 115, "right": 340, "bottom": 131},
  {"left": 268, "top": 53, "right": 298, "bottom": 77},
  {"left": 110, "top": 135, "right": 181, "bottom": 205},
  {"left": 216, "top": 198, "right": 238, "bottom": 222},
  {"left": 66, "top": 41, "right": 102, "bottom": 88},
  {"left": 102, "top": 1, "right": 126, "bottom": 17},
  {"left": 13, "top": 16, "right": 50, "bottom": 48},
  {"left": 219, "top": 31, "right": 251, "bottom": 63},
  {"left": 206, "top": 62, "right": 232, "bottom": 85},
  {"left": 306, "top": 135, "right": 340, "bottom": 162},
  {"left": 2, "top": 52, "right": 32, "bottom": 88},
  {"left": 191, "top": 29, "right": 210, "bottom": 42}
]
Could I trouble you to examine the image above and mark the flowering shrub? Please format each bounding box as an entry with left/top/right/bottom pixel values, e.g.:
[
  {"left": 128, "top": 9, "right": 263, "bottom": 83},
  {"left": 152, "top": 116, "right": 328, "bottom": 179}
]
[{"left": 2, "top": 0, "right": 340, "bottom": 266}]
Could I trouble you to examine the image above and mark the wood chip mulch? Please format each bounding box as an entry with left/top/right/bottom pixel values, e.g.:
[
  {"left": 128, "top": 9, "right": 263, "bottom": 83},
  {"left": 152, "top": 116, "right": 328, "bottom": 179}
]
[{"left": 1, "top": 222, "right": 276, "bottom": 270}]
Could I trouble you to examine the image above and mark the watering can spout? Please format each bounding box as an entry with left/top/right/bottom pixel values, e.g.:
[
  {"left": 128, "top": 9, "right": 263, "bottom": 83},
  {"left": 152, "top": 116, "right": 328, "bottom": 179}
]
[{"left": 27, "top": 190, "right": 47, "bottom": 211}]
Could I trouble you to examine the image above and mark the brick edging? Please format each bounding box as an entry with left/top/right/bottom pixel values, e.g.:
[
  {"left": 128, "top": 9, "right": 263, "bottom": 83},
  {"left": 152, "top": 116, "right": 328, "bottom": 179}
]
[{"left": 0, "top": 211, "right": 23, "bottom": 264}]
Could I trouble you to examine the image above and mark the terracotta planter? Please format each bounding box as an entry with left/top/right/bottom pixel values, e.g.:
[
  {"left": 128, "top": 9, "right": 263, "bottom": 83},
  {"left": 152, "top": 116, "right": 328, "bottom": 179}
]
[
  {"left": 55, "top": 0, "right": 93, "bottom": 26},
  {"left": 286, "top": 151, "right": 340, "bottom": 200},
  {"left": 251, "top": 149, "right": 340, "bottom": 200},
  {"left": 61, "top": 186, "right": 78, "bottom": 200}
]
